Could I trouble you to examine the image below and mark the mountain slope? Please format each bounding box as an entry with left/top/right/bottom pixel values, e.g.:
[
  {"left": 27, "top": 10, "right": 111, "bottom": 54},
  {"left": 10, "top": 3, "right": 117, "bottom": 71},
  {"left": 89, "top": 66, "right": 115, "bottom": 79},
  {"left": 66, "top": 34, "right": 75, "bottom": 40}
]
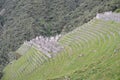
[
  {"left": 2, "top": 17, "right": 120, "bottom": 80},
  {"left": 1, "top": 0, "right": 120, "bottom": 64},
  {"left": 0, "top": 0, "right": 120, "bottom": 79}
]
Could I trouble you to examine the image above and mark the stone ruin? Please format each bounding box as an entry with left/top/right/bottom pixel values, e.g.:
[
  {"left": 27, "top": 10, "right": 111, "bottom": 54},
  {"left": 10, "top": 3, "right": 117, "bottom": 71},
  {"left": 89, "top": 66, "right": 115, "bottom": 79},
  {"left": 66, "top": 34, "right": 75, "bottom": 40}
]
[
  {"left": 96, "top": 11, "right": 120, "bottom": 22},
  {"left": 24, "top": 35, "right": 63, "bottom": 58}
]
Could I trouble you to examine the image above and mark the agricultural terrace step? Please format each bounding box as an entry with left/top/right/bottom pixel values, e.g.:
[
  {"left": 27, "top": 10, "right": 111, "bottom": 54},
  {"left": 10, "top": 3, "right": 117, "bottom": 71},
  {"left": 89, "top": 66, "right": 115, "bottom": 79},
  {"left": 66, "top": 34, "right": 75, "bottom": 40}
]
[{"left": 61, "top": 35, "right": 86, "bottom": 50}]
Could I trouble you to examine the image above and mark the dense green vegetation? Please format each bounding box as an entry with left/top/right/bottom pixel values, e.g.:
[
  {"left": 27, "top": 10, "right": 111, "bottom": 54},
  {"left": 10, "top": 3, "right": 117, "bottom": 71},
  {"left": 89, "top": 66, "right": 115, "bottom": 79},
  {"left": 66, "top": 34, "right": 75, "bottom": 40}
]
[
  {"left": 2, "top": 19, "right": 120, "bottom": 80},
  {"left": 115, "top": 9, "right": 120, "bottom": 13},
  {"left": 0, "top": 0, "right": 120, "bottom": 79}
]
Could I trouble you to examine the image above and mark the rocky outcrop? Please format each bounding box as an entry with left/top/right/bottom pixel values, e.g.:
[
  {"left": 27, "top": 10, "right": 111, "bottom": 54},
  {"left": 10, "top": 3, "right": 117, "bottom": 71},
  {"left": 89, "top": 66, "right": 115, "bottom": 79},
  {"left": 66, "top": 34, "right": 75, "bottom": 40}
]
[{"left": 0, "top": 9, "right": 5, "bottom": 16}]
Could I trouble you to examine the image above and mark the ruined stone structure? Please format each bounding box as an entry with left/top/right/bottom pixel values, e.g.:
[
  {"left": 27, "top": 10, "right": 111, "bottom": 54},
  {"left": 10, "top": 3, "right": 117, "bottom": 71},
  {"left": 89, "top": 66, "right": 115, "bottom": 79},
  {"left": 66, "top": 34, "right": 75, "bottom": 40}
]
[
  {"left": 24, "top": 35, "right": 63, "bottom": 58},
  {"left": 96, "top": 11, "right": 120, "bottom": 22}
]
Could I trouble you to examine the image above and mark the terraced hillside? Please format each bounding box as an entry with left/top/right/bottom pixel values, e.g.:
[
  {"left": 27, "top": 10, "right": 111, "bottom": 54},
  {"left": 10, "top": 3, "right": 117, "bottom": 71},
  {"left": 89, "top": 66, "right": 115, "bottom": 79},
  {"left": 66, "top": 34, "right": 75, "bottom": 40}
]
[
  {"left": 0, "top": 1, "right": 120, "bottom": 78},
  {"left": 2, "top": 18, "right": 120, "bottom": 80}
]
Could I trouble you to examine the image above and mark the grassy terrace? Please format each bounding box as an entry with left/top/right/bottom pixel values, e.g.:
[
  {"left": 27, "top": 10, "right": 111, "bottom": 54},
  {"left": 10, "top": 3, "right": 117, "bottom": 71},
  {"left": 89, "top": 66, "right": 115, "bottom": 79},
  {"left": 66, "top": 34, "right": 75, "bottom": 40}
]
[{"left": 2, "top": 19, "right": 120, "bottom": 80}]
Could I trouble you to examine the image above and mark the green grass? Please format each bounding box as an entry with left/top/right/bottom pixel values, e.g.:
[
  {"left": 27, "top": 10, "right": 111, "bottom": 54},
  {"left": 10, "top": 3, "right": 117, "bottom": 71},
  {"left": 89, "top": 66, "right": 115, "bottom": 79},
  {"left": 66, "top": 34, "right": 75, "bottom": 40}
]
[
  {"left": 2, "top": 19, "right": 120, "bottom": 80},
  {"left": 16, "top": 43, "right": 31, "bottom": 55}
]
